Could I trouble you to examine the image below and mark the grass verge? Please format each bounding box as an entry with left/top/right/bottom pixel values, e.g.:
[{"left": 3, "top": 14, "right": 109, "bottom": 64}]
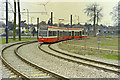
[
  {"left": 101, "top": 54, "right": 120, "bottom": 60},
  {"left": 58, "top": 36, "right": 119, "bottom": 60},
  {"left": 0, "top": 38, "right": 37, "bottom": 44}
]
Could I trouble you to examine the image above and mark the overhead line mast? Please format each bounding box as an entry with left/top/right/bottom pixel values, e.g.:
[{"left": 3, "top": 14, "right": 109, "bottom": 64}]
[{"left": 6, "top": 0, "right": 8, "bottom": 43}]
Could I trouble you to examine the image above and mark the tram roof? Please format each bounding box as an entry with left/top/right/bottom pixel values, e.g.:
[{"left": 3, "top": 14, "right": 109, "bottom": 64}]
[{"left": 40, "top": 25, "right": 84, "bottom": 31}]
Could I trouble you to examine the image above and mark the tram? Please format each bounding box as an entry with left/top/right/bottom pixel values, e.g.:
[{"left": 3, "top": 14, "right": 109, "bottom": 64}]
[{"left": 38, "top": 25, "right": 87, "bottom": 42}]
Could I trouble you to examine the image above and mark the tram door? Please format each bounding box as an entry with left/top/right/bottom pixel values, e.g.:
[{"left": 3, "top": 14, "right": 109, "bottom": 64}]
[
  {"left": 57, "top": 31, "right": 59, "bottom": 41},
  {"left": 72, "top": 31, "right": 74, "bottom": 39},
  {"left": 80, "top": 31, "right": 82, "bottom": 39}
]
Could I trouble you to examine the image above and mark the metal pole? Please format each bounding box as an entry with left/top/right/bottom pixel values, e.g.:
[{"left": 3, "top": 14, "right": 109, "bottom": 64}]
[
  {"left": 51, "top": 12, "right": 53, "bottom": 26},
  {"left": 93, "top": 6, "right": 96, "bottom": 37},
  {"left": 98, "top": 42, "right": 99, "bottom": 55},
  {"left": 31, "top": 17, "right": 32, "bottom": 24},
  {"left": 6, "top": 0, "right": 8, "bottom": 43},
  {"left": 19, "top": 15, "right": 21, "bottom": 40},
  {"left": 70, "top": 15, "right": 72, "bottom": 28},
  {"left": 84, "top": 28, "right": 86, "bottom": 55},
  {"left": 18, "top": 0, "right": 21, "bottom": 41},
  {"left": 13, "top": 0, "right": 16, "bottom": 40},
  {"left": 78, "top": 16, "right": 79, "bottom": 24},
  {"left": 31, "top": 17, "right": 34, "bottom": 25},
  {"left": 37, "top": 18, "right": 39, "bottom": 40},
  {"left": 98, "top": 37, "right": 100, "bottom": 55},
  {"left": 27, "top": 9, "right": 29, "bottom": 25}
]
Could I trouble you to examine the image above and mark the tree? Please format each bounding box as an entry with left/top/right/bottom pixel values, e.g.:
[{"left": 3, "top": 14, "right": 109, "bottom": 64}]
[
  {"left": 39, "top": 21, "right": 46, "bottom": 25},
  {"left": 47, "top": 18, "right": 51, "bottom": 25},
  {"left": 0, "top": 21, "right": 5, "bottom": 28},
  {"left": 53, "top": 23, "right": 58, "bottom": 26},
  {"left": 21, "top": 20, "right": 27, "bottom": 27},
  {"left": 110, "top": 3, "right": 119, "bottom": 26},
  {"left": 84, "top": 3, "right": 103, "bottom": 37},
  {"left": 8, "top": 21, "right": 14, "bottom": 30}
]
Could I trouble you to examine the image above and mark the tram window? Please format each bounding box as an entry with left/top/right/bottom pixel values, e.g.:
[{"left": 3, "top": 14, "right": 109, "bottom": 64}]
[
  {"left": 53, "top": 31, "right": 57, "bottom": 36},
  {"left": 75, "top": 32, "right": 79, "bottom": 36},
  {"left": 49, "top": 31, "right": 53, "bottom": 36},
  {"left": 65, "top": 32, "right": 67, "bottom": 36},
  {"left": 69, "top": 32, "right": 71, "bottom": 36},
  {"left": 39, "top": 31, "right": 47, "bottom": 37},
  {"left": 75, "top": 32, "right": 77, "bottom": 36},
  {"left": 65, "top": 32, "right": 69, "bottom": 36},
  {"left": 65, "top": 32, "right": 66, "bottom": 36},
  {"left": 48, "top": 31, "right": 57, "bottom": 36},
  {"left": 67, "top": 32, "right": 69, "bottom": 36},
  {"left": 40, "top": 27, "right": 48, "bottom": 30},
  {"left": 64, "top": 32, "right": 66, "bottom": 36},
  {"left": 60, "top": 32, "right": 63, "bottom": 37}
]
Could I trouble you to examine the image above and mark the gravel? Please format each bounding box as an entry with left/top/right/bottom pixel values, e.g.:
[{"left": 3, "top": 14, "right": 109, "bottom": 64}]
[
  {"left": 2, "top": 43, "right": 50, "bottom": 78},
  {"left": 18, "top": 42, "right": 118, "bottom": 78},
  {"left": 41, "top": 45, "right": 118, "bottom": 71},
  {"left": 1, "top": 43, "right": 17, "bottom": 79}
]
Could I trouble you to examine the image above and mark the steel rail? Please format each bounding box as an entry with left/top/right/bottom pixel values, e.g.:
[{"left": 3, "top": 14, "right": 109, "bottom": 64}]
[
  {"left": 49, "top": 44, "right": 120, "bottom": 68},
  {"left": 1, "top": 41, "right": 35, "bottom": 80},
  {"left": 38, "top": 43, "right": 120, "bottom": 75},
  {"left": 15, "top": 42, "right": 69, "bottom": 80}
]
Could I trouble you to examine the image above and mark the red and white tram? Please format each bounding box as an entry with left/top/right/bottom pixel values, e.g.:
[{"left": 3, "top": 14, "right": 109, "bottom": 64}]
[{"left": 38, "top": 25, "right": 87, "bottom": 42}]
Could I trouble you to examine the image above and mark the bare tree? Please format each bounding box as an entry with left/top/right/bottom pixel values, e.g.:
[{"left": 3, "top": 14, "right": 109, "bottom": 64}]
[
  {"left": 84, "top": 3, "right": 103, "bottom": 37},
  {"left": 110, "top": 3, "right": 119, "bottom": 26}
]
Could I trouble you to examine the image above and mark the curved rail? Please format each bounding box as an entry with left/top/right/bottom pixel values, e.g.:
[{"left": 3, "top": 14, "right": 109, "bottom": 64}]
[
  {"left": 1, "top": 41, "right": 34, "bottom": 80},
  {"left": 49, "top": 44, "right": 120, "bottom": 68},
  {"left": 15, "top": 42, "right": 69, "bottom": 80},
  {"left": 39, "top": 43, "right": 120, "bottom": 74}
]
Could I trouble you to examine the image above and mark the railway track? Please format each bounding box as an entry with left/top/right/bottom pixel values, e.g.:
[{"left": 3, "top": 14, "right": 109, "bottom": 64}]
[
  {"left": 1, "top": 41, "right": 69, "bottom": 80},
  {"left": 39, "top": 43, "right": 120, "bottom": 75}
]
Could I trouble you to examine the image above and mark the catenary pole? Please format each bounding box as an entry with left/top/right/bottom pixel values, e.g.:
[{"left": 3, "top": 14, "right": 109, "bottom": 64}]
[
  {"left": 6, "top": 0, "right": 8, "bottom": 43},
  {"left": 70, "top": 15, "right": 72, "bottom": 28},
  {"left": 37, "top": 18, "right": 39, "bottom": 40},
  {"left": 51, "top": 12, "right": 53, "bottom": 26},
  {"left": 84, "top": 28, "right": 86, "bottom": 55},
  {"left": 18, "top": 0, "right": 21, "bottom": 41},
  {"left": 13, "top": 0, "right": 16, "bottom": 40}
]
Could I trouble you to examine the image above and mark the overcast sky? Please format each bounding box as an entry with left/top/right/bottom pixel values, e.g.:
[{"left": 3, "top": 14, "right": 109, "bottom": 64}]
[{"left": 0, "top": 0, "right": 119, "bottom": 26}]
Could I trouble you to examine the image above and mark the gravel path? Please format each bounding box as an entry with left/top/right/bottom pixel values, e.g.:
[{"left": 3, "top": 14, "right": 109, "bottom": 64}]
[
  {"left": 3, "top": 43, "right": 51, "bottom": 78},
  {"left": 18, "top": 42, "right": 118, "bottom": 78}
]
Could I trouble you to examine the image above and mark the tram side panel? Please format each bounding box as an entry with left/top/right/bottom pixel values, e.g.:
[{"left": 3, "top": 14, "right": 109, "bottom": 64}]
[
  {"left": 59, "top": 31, "right": 63, "bottom": 41},
  {"left": 64, "top": 31, "right": 69, "bottom": 40},
  {"left": 68, "top": 32, "right": 72, "bottom": 39},
  {"left": 38, "top": 26, "right": 87, "bottom": 42},
  {"left": 47, "top": 31, "right": 58, "bottom": 42},
  {"left": 81, "top": 30, "right": 87, "bottom": 38},
  {"left": 74, "top": 31, "right": 80, "bottom": 39}
]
